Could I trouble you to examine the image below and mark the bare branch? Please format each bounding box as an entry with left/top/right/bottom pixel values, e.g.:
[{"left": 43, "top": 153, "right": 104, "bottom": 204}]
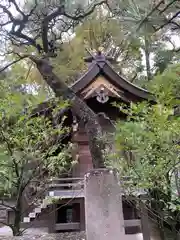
[
  {"left": 136, "top": 0, "right": 165, "bottom": 32},
  {"left": 63, "top": 0, "right": 108, "bottom": 21},
  {"left": 0, "top": 56, "right": 27, "bottom": 73},
  {"left": 155, "top": 10, "right": 180, "bottom": 32},
  {"left": 28, "top": 0, "right": 38, "bottom": 17},
  {"left": 41, "top": 5, "right": 65, "bottom": 52},
  {"left": 41, "top": 0, "right": 108, "bottom": 53},
  {"left": 159, "top": 0, "right": 177, "bottom": 15},
  {"left": 11, "top": 31, "right": 42, "bottom": 52},
  {"left": 9, "top": 0, "right": 25, "bottom": 17},
  {"left": 0, "top": 4, "right": 15, "bottom": 22}
]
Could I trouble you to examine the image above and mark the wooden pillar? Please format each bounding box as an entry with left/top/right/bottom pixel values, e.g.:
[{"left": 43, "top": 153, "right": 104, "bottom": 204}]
[
  {"left": 84, "top": 168, "right": 125, "bottom": 240},
  {"left": 140, "top": 200, "right": 150, "bottom": 240},
  {"left": 48, "top": 204, "right": 56, "bottom": 233},
  {"left": 80, "top": 198, "right": 85, "bottom": 231}
]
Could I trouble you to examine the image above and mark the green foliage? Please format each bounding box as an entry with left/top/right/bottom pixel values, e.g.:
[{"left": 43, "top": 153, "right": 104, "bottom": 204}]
[
  {"left": 148, "top": 64, "right": 180, "bottom": 105},
  {"left": 0, "top": 72, "right": 74, "bottom": 234},
  {"left": 110, "top": 64, "right": 180, "bottom": 237},
  {"left": 154, "top": 49, "right": 174, "bottom": 74},
  {"left": 0, "top": 80, "right": 70, "bottom": 196},
  {"left": 113, "top": 102, "right": 179, "bottom": 189}
]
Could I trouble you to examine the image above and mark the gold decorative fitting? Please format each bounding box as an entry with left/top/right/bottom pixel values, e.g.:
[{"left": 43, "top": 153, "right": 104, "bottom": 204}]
[{"left": 98, "top": 47, "right": 104, "bottom": 53}]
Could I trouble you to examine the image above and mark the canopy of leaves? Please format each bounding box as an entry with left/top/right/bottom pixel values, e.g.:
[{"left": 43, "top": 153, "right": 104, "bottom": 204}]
[
  {"left": 109, "top": 65, "right": 180, "bottom": 237},
  {"left": 0, "top": 73, "right": 74, "bottom": 199}
]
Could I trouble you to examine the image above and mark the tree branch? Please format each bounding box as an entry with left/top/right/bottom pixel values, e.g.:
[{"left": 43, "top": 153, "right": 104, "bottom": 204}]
[
  {"left": 159, "top": 0, "right": 177, "bottom": 15},
  {"left": 136, "top": 0, "right": 165, "bottom": 32},
  {"left": 41, "top": 0, "right": 108, "bottom": 53},
  {"left": 0, "top": 56, "right": 27, "bottom": 73},
  {"left": 9, "top": 0, "right": 25, "bottom": 17},
  {"left": 41, "top": 5, "right": 65, "bottom": 53},
  {"left": 29, "top": 55, "right": 105, "bottom": 168},
  {"left": 0, "top": 129, "right": 19, "bottom": 178},
  {"left": 155, "top": 10, "right": 180, "bottom": 32},
  {"left": 0, "top": 4, "right": 15, "bottom": 22},
  {"left": 27, "top": 0, "right": 38, "bottom": 17},
  {"left": 63, "top": 0, "right": 108, "bottom": 21}
]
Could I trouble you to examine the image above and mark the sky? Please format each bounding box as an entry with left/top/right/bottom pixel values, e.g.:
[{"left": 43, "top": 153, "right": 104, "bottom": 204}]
[{"left": 1, "top": 0, "right": 180, "bottom": 79}]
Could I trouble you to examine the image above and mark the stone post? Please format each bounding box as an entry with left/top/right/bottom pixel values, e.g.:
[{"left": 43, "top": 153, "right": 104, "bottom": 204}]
[{"left": 84, "top": 168, "right": 125, "bottom": 240}]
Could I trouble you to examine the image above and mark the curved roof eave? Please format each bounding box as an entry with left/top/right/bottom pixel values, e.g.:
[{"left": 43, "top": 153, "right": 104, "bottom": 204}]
[
  {"left": 71, "top": 60, "right": 155, "bottom": 102},
  {"left": 71, "top": 62, "right": 100, "bottom": 93},
  {"left": 102, "top": 62, "right": 154, "bottom": 101}
]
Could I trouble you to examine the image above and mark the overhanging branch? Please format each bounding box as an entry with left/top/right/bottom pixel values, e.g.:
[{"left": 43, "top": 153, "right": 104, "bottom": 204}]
[
  {"left": 0, "top": 56, "right": 28, "bottom": 73},
  {"left": 41, "top": 0, "right": 108, "bottom": 53},
  {"left": 155, "top": 10, "right": 180, "bottom": 32}
]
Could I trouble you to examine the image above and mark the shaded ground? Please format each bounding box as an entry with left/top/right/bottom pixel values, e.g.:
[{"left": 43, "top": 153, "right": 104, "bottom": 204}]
[
  {"left": 0, "top": 227, "right": 145, "bottom": 240},
  {"left": 0, "top": 227, "right": 86, "bottom": 240}
]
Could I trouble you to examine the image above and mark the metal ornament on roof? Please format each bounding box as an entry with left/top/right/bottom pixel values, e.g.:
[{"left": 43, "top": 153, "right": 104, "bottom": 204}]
[
  {"left": 96, "top": 87, "right": 109, "bottom": 103},
  {"left": 84, "top": 47, "right": 116, "bottom": 64}
]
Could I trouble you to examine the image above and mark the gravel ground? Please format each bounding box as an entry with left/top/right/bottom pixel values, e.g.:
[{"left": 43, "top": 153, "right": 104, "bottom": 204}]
[
  {"left": 0, "top": 227, "right": 145, "bottom": 240},
  {"left": 0, "top": 227, "right": 86, "bottom": 240}
]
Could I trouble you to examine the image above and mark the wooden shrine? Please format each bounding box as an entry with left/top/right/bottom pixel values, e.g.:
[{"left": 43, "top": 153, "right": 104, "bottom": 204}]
[{"left": 7, "top": 50, "right": 155, "bottom": 239}]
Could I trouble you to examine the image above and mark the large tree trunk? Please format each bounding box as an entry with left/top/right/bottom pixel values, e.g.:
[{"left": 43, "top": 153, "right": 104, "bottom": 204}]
[
  {"left": 12, "top": 199, "right": 22, "bottom": 236},
  {"left": 30, "top": 56, "right": 105, "bottom": 168},
  {"left": 12, "top": 210, "right": 21, "bottom": 236}
]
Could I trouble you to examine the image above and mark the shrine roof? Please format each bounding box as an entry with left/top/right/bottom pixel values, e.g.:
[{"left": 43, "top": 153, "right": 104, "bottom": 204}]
[{"left": 71, "top": 51, "right": 154, "bottom": 102}]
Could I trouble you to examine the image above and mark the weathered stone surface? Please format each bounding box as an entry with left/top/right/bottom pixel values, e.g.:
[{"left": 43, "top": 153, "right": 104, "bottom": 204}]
[{"left": 84, "top": 169, "right": 125, "bottom": 240}]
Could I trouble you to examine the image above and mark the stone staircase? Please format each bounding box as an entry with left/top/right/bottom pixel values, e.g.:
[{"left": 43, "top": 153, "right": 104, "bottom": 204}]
[
  {"left": 23, "top": 178, "right": 84, "bottom": 223},
  {"left": 23, "top": 196, "right": 55, "bottom": 223}
]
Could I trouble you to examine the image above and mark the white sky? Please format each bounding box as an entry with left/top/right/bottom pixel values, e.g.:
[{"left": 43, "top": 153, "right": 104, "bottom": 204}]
[{"left": 1, "top": 0, "right": 180, "bottom": 79}]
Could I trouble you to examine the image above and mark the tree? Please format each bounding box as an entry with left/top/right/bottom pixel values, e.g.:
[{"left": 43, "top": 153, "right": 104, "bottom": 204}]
[
  {"left": 0, "top": 0, "right": 111, "bottom": 169},
  {"left": 111, "top": 64, "right": 180, "bottom": 239},
  {"left": 109, "top": 0, "right": 180, "bottom": 81},
  {"left": 0, "top": 73, "right": 74, "bottom": 235}
]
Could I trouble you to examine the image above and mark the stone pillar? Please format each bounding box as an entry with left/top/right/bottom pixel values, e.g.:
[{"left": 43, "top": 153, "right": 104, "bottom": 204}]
[{"left": 84, "top": 168, "right": 125, "bottom": 240}]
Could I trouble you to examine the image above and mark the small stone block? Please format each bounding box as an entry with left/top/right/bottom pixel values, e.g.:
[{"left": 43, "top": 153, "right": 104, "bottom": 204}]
[
  {"left": 29, "top": 212, "right": 36, "bottom": 218},
  {"left": 49, "top": 191, "right": 54, "bottom": 197},
  {"left": 41, "top": 204, "right": 47, "bottom": 209},
  {"left": 23, "top": 217, "right": 30, "bottom": 223},
  {"left": 35, "top": 208, "right": 41, "bottom": 214}
]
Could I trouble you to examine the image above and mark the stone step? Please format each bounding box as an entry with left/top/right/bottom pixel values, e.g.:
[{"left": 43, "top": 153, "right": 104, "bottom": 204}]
[
  {"left": 23, "top": 217, "right": 30, "bottom": 223},
  {"left": 34, "top": 208, "right": 42, "bottom": 214},
  {"left": 29, "top": 212, "right": 36, "bottom": 218},
  {"left": 41, "top": 203, "right": 47, "bottom": 209},
  {"left": 23, "top": 197, "right": 51, "bottom": 223}
]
